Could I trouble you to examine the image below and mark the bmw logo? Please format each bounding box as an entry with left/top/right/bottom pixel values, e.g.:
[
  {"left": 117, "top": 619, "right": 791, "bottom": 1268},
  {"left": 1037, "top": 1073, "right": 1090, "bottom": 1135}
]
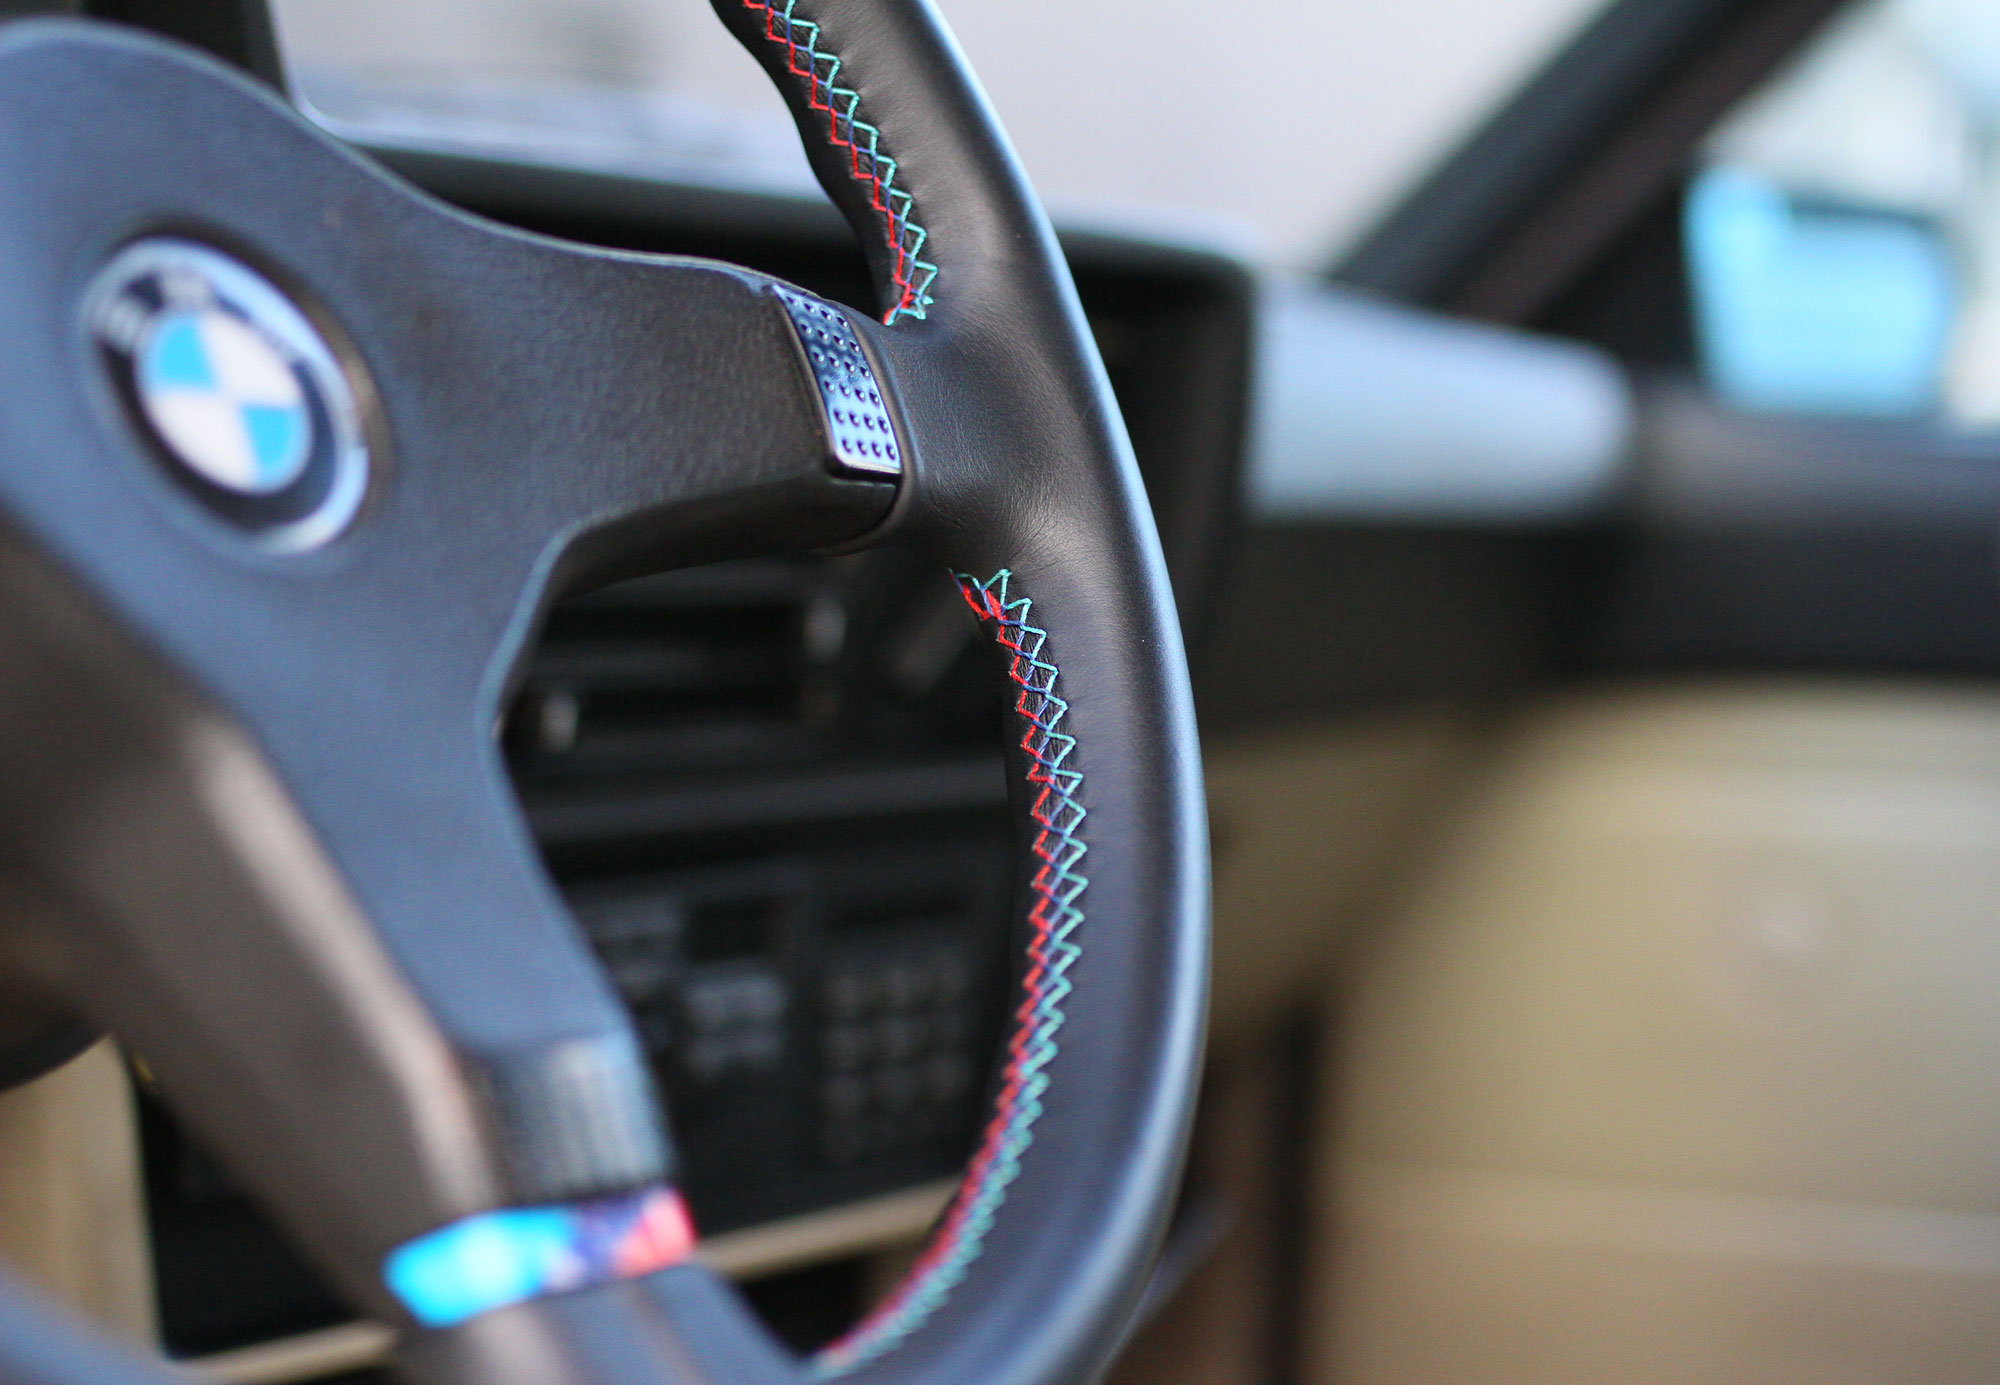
[{"left": 86, "top": 239, "right": 370, "bottom": 551}]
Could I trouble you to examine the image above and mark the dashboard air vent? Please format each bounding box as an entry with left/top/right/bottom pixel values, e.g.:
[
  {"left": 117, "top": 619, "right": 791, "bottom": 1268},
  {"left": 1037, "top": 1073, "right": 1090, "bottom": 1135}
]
[{"left": 506, "top": 565, "right": 846, "bottom": 777}]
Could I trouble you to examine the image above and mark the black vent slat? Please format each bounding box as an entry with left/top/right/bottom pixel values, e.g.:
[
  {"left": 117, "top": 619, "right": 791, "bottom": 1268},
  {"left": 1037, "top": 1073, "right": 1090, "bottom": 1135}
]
[
  {"left": 505, "top": 555, "right": 1001, "bottom": 787},
  {"left": 529, "top": 643, "right": 795, "bottom": 692},
  {"left": 508, "top": 569, "right": 822, "bottom": 772}
]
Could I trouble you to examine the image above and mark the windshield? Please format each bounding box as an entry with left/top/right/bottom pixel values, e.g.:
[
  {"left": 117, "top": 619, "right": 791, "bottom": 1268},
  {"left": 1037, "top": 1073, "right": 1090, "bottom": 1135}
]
[{"left": 272, "top": 0, "right": 1615, "bottom": 268}]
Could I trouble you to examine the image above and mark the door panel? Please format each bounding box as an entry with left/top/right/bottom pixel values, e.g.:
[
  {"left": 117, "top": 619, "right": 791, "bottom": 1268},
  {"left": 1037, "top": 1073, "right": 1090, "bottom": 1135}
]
[{"left": 1317, "top": 685, "right": 2000, "bottom": 1384}]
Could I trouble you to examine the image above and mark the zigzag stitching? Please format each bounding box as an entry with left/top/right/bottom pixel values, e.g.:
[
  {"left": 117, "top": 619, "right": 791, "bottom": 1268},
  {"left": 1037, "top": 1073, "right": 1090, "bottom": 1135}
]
[
  {"left": 812, "top": 570, "right": 1085, "bottom": 1375},
  {"left": 740, "top": 0, "right": 939, "bottom": 324}
]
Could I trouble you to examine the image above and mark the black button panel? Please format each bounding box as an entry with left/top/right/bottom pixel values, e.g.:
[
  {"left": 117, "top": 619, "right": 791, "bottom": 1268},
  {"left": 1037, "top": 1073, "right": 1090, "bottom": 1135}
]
[
  {"left": 817, "top": 950, "right": 977, "bottom": 1163},
  {"left": 566, "top": 836, "right": 1010, "bottom": 1233}
]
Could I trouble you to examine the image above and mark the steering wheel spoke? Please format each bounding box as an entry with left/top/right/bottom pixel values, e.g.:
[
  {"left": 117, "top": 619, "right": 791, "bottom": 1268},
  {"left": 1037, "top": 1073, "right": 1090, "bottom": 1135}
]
[
  {"left": 0, "top": 20, "right": 895, "bottom": 596},
  {"left": 0, "top": 18, "right": 894, "bottom": 1320}
]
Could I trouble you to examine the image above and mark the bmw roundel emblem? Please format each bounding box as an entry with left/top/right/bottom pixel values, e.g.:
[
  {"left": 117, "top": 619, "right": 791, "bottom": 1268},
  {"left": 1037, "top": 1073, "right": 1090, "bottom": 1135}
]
[{"left": 86, "top": 239, "right": 370, "bottom": 550}]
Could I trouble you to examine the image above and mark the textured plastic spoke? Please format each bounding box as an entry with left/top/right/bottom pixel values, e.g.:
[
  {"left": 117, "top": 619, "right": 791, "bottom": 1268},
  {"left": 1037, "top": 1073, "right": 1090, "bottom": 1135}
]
[
  {"left": 740, "top": 0, "right": 939, "bottom": 324},
  {"left": 812, "top": 571, "right": 1087, "bottom": 1375}
]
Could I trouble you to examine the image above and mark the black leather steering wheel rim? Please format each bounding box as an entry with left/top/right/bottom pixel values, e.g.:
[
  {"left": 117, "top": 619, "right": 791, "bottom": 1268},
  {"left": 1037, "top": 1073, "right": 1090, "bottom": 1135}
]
[{"left": 0, "top": 5, "right": 1209, "bottom": 1384}]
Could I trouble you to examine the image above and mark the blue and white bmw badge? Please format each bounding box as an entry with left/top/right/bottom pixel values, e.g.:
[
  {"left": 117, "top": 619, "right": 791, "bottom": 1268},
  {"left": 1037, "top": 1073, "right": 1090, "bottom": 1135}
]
[{"left": 86, "top": 239, "right": 370, "bottom": 550}]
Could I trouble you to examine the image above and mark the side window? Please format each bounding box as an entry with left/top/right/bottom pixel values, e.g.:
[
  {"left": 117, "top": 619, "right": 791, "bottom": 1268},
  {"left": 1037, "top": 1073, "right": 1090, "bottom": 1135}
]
[{"left": 1687, "top": 0, "right": 2000, "bottom": 422}]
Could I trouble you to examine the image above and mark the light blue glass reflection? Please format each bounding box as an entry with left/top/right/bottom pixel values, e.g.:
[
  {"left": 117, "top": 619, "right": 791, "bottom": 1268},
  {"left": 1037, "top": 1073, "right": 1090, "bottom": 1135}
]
[{"left": 1686, "top": 166, "right": 1959, "bottom": 417}]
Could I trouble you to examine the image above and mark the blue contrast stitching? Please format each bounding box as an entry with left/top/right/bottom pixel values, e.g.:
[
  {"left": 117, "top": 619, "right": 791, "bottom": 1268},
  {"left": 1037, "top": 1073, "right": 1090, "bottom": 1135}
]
[
  {"left": 812, "top": 570, "right": 1086, "bottom": 1374},
  {"left": 741, "top": 0, "right": 939, "bottom": 325}
]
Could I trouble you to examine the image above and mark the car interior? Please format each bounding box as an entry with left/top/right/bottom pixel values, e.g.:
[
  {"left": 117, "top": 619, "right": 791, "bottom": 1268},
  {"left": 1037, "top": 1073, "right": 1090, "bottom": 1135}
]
[{"left": 2, "top": 0, "right": 1999, "bottom": 1381}]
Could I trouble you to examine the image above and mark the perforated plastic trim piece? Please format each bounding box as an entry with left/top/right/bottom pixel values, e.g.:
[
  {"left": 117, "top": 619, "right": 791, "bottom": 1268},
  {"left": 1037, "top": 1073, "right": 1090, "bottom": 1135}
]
[
  {"left": 814, "top": 570, "right": 1086, "bottom": 1375},
  {"left": 775, "top": 286, "right": 902, "bottom": 478},
  {"left": 740, "top": 0, "right": 939, "bottom": 325}
]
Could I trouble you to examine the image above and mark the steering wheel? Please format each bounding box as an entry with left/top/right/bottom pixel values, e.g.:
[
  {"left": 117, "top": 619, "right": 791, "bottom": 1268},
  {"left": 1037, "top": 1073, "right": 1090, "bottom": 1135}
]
[{"left": 0, "top": 4, "right": 1208, "bottom": 1384}]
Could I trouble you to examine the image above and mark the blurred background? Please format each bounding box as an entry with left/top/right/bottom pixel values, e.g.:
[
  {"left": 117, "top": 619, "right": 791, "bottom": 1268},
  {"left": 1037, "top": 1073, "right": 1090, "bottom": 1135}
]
[
  {"left": 271, "top": 0, "right": 1611, "bottom": 267},
  {"left": 274, "top": 0, "right": 2000, "bottom": 424}
]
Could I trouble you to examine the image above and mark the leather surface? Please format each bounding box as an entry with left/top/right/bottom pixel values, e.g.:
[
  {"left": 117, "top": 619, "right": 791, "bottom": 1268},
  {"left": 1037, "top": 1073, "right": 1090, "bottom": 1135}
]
[{"left": 712, "top": 7, "right": 1212, "bottom": 1385}]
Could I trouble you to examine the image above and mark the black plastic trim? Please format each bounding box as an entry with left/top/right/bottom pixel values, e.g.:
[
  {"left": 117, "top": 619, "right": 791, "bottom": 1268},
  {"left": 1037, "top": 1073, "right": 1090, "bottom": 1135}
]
[{"left": 1336, "top": 0, "right": 1846, "bottom": 324}]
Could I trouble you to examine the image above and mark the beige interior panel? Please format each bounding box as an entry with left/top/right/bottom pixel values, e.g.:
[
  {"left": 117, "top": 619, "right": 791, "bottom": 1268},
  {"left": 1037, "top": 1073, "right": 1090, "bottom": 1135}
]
[
  {"left": 1314, "top": 684, "right": 2000, "bottom": 1384},
  {"left": 1111, "top": 1029, "right": 1301, "bottom": 1385},
  {"left": 1204, "top": 712, "right": 1473, "bottom": 1039},
  {"left": 0, "top": 1041, "right": 155, "bottom": 1344}
]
